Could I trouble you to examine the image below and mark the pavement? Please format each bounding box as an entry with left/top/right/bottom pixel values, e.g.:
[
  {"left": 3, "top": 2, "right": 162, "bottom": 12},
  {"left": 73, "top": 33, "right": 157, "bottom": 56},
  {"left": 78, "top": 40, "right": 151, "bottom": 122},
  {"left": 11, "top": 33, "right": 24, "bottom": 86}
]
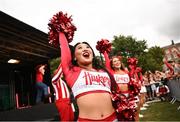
[
  {"left": 0, "top": 103, "right": 59, "bottom": 121},
  {"left": 146, "top": 99, "right": 161, "bottom": 104}
]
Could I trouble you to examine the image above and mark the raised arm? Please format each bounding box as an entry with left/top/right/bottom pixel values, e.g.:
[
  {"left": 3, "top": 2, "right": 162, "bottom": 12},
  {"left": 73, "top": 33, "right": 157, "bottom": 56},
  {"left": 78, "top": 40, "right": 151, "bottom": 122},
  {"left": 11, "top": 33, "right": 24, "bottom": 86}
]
[
  {"left": 164, "top": 60, "right": 173, "bottom": 73},
  {"left": 103, "top": 51, "right": 111, "bottom": 71},
  {"left": 59, "top": 32, "right": 72, "bottom": 76}
]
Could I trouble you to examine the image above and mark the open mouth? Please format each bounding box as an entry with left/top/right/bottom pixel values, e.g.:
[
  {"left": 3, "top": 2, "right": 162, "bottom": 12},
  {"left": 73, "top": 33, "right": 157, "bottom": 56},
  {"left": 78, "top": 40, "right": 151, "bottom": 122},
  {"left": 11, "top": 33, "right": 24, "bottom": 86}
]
[
  {"left": 115, "top": 63, "right": 121, "bottom": 67},
  {"left": 82, "top": 52, "right": 90, "bottom": 58}
]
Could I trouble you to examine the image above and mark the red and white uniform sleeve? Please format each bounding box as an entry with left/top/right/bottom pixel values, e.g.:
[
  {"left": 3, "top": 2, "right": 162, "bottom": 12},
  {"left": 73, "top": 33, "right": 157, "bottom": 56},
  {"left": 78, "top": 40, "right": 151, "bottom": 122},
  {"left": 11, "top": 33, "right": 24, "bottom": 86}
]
[
  {"left": 59, "top": 32, "right": 79, "bottom": 87},
  {"left": 52, "top": 64, "right": 70, "bottom": 100},
  {"left": 51, "top": 65, "right": 75, "bottom": 121},
  {"left": 59, "top": 32, "right": 72, "bottom": 76}
]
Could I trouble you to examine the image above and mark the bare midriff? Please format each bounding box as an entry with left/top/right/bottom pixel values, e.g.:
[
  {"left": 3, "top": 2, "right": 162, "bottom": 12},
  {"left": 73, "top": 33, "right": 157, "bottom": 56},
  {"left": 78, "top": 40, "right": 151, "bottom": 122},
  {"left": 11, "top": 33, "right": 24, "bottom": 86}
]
[
  {"left": 77, "top": 92, "right": 115, "bottom": 119},
  {"left": 118, "top": 83, "right": 129, "bottom": 92}
]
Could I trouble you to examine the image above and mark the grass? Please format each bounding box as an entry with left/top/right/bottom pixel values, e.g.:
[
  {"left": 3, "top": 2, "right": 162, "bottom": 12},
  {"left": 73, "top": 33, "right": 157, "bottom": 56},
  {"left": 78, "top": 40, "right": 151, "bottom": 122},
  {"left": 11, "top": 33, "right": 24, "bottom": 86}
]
[{"left": 140, "top": 101, "right": 180, "bottom": 121}]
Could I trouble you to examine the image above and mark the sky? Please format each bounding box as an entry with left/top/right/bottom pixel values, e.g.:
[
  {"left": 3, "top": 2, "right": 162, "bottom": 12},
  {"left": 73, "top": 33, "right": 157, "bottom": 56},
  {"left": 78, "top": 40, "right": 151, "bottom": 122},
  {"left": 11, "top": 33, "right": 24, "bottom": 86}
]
[{"left": 1, "top": 0, "right": 180, "bottom": 55}]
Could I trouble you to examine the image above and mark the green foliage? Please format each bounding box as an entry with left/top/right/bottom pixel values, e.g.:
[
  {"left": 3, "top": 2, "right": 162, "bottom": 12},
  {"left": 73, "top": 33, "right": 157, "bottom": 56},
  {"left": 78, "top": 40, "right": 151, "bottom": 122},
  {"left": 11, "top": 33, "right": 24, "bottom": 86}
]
[
  {"left": 138, "top": 46, "right": 164, "bottom": 73},
  {"left": 95, "top": 54, "right": 105, "bottom": 68},
  {"left": 49, "top": 57, "right": 60, "bottom": 75},
  {"left": 49, "top": 35, "right": 164, "bottom": 74},
  {"left": 112, "top": 35, "right": 147, "bottom": 57},
  {"left": 148, "top": 46, "right": 164, "bottom": 64},
  {"left": 111, "top": 35, "right": 164, "bottom": 73}
]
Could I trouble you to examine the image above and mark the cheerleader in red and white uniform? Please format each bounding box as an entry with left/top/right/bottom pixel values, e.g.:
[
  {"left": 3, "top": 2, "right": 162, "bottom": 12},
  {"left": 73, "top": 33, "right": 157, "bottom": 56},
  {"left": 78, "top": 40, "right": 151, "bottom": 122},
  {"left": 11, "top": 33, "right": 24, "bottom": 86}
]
[
  {"left": 103, "top": 52, "right": 130, "bottom": 98},
  {"left": 57, "top": 32, "right": 117, "bottom": 121},
  {"left": 103, "top": 51, "right": 138, "bottom": 121},
  {"left": 48, "top": 11, "right": 118, "bottom": 121}
]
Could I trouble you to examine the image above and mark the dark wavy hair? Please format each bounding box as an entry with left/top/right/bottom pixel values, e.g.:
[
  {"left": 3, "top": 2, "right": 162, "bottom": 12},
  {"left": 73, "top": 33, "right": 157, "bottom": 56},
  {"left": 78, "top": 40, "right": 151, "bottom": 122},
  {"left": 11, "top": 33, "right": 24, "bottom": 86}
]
[
  {"left": 70, "top": 42, "right": 118, "bottom": 91},
  {"left": 71, "top": 42, "right": 101, "bottom": 69}
]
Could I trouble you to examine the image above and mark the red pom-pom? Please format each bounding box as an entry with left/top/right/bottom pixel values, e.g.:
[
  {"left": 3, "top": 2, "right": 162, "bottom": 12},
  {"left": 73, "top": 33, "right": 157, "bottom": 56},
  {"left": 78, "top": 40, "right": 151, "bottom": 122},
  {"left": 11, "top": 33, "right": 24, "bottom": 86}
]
[
  {"left": 48, "top": 11, "right": 77, "bottom": 46},
  {"left": 127, "top": 57, "right": 142, "bottom": 96},
  {"left": 96, "top": 39, "right": 112, "bottom": 53},
  {"left": 128, "top": 79, "right": 141, "bottom": 96},
  {"left": 136, "top": 67, "right": 142, "bottom": 72},
  {"left": 112, "top": 93, "right": 136, "bottom": 121},
  {"left": 127, "top": 57, "right": 138, "bottom": 66}
]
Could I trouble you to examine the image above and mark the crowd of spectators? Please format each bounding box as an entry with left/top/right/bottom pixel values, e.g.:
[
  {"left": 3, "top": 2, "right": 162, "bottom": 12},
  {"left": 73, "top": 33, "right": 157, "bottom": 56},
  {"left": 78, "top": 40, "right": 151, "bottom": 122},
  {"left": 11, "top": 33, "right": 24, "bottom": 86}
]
[
  {"left": 142, "top": 60, "right": 180, "bottom": 102},
  {"left": 138, "top": 60, "right": 180, "bottom": 118}
]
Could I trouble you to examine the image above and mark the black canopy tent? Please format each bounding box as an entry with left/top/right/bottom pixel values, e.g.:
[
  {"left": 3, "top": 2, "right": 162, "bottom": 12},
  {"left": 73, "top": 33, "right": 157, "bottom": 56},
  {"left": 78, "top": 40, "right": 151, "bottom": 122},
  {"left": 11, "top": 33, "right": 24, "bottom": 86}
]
[
  {"left": 0, "top": 11, "right": 60, "bottom": 66},
  {"left": 0, "top": 11, "right": 60, "bottom": 110}
]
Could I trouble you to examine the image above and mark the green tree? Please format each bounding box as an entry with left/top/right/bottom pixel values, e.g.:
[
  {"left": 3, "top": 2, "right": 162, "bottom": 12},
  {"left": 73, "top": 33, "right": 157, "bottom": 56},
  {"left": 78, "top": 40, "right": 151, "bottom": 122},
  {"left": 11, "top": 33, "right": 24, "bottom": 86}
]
[
  {"left": 148, "top": 46, "right": 164, "bottom": 65},
  {"left": 111, "top": 35, "right": 147, "bottom": 57},
  {"left": 49, "top": 57, "right": 60, "bottom": 75},
  {"left": 138, "top": 46, "right": 164, "bottom": 73},
  {"left": 110, "top": 35, "right": 147, "bottom": 68},
  {"left": 111, "top": 35, "right": 164, "bottom": 73}
]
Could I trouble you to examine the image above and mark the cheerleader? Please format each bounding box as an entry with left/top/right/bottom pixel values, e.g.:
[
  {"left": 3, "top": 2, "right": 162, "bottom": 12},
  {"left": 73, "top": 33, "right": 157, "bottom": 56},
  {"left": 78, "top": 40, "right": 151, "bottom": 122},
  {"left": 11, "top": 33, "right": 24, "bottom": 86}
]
[
  {"left": 48, "top": 11, "right": 118, "bottom": 121},
  {"left": 103, "top": 50, "right": 137, "bottom": 121},
  {"left": 57, "top": 33, "right": 117, "bottom": 121}
]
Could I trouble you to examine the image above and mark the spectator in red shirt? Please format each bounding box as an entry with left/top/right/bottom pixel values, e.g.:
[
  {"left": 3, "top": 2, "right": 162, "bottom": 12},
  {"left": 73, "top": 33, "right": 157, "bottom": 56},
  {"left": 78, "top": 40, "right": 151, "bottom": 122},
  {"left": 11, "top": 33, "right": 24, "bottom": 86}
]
[
  {"left": 35, "top": 64, "right": 50, "bottom": 104},
  {"left": 156, "top": 82, "right": 170, "bottom": 101}
]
